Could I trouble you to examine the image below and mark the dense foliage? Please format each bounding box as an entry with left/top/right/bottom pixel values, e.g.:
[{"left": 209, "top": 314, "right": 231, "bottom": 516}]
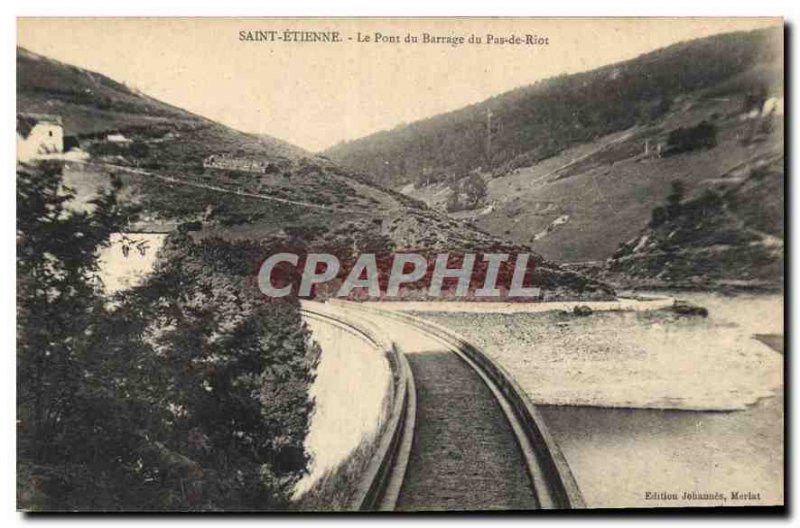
[
  {"left": 665, "top": 121, "right": 718, "bottom": 155},
  {"left": 17, "top": 162, "right": 319, "bottom": 511},
  {"left": 445, "top": 173, "right": 488, "bottom": 212}
]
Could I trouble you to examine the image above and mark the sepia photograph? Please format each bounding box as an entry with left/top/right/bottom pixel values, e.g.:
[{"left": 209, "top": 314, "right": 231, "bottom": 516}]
[{"left": 14, "top": 16, "right": 785, "bottom": 513}]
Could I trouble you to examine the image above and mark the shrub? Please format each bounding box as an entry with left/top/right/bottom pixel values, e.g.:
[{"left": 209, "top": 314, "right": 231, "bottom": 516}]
[
  {"left": 650, "top": 205, "right": 667, "bottom": 227},
  {"left": 665, "top": 121, "right": 717, "bottom": 155}
]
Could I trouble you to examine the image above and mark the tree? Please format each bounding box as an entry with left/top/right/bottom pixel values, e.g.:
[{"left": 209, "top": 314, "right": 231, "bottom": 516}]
[
  {"left": 666, "top": 121, "right": 717, "bottom": 154},
  {"left": 666, "top": 180, "right": 685, "bottom": 220},
  {"left": 650, "top": 205, "right": 667, "bottom": 227},
  {"left": 463, "top": 173, "right": 488, "bottom": 209},
  {"left": 129, "top": 140, "right": 150, "bottom": 161},
  {"left": 445, "top": 173, "right": 488, "bottom": 212},
  {"left": 17, "top": 160, "right": 136, "bottom": 509},
  {"left": 445, "top": 189, "right": 461, "bottom": 213},
  {"left": 113, "top": 235, "right": 320, "bottom": 509},
  {"left": 18, "top": 162, "right": 320, "bottom": 511}
]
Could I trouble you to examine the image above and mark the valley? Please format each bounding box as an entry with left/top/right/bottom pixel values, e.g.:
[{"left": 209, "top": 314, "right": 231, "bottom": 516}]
[
  {"left": 327, "top": 27, "right": 784, "bottom": 291},
  {"left": 16, "top": 20, "right": 785, "bottom": 513}
]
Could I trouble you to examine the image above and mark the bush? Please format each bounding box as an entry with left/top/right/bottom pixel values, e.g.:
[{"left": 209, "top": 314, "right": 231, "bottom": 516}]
[
  {"left": 573, "top": 305, "right": 593, "bottom": 316},
  {"left": 445, "top": 173, "right": 488, "bottom": 212},
  {"left": 129, "top": 140, "right": 150, "bottom": 159},
  {"left": 650, "top": 205, "right": 667, "bottom": 227},
  {"left": 672, "top": 300, "right": 709, "bottom": 317},
  {"left": 665, "top": 121, "right": 717, "bottom": 155}
]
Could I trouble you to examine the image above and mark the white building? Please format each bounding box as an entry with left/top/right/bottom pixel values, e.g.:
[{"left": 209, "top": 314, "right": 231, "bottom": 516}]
[
  {"left": 762, "top": 96, "right": 784, "bottom": 117},
  {"left": 106, "top": 133, "right": 131, "bottom": 143},
  {"left": 17, "top": 114, "right": 64, "bottom": 162}
]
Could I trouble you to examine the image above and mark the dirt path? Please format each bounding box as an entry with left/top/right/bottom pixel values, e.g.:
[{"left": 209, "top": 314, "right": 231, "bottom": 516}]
[
  {"left": 335, "top": 307, "right": 538, "bottom": 511},
  {"left": 69, "top": 160, "right": 382, "bottom": 215},
  {"left": 397, "top": 347, "right": 538, "bottom": 510}
]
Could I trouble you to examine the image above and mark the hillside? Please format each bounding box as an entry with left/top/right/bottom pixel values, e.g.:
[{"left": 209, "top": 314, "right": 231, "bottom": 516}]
[
  {"left": 17, "top": 47, "right": 307, "bottom": 159},
  {"left": 325, "top": 27, "right": 782, "bottom": 188},
  {"left": 325, "top": 28, "right": 783, "bottom": 270},
  {"left": 459, "top": 82, "right": 783, "bottom": 264},
  {"left": 17, "top": 46, "right": 613, "bottom": 301},
  {"left": 604, "top": 154, "right": 784, "bottom": 290}
]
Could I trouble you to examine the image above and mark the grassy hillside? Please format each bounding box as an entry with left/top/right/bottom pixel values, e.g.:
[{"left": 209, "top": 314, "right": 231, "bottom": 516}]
[
  {"left": 17, "top": 46, "right": 613, "bottom": 301},
  {"left": 325, "top": 27, "right": 782, "bottom": 189},
  {"left": 17, "top": 47, "right": 306, "bottom": 159},
  {"left": 360, "top": 28, "right": 783, "bottom": 269},
  {"left": 459, "top": 88, "right": 783, "bottom": 263},
  {"left": 17, "top": 45, "right": 462, "bottom": 245},
  {"left": 604, "top": 153, "right": 784, "bottom": 290}
]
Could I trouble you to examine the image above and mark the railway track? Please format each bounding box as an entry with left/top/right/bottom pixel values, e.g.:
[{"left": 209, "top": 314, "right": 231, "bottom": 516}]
[{"left": 303, "top": 300, "right": 584, "bottom": 511}]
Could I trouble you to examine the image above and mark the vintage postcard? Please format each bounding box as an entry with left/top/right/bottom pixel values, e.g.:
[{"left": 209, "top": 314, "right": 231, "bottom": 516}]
[{"left": 16, "top": 17, "right": 784, "bottom": 512}]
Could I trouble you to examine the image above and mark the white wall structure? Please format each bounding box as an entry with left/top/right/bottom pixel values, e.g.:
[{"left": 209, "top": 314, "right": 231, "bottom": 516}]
[
  {"left": 17, "top": 114, "right": 64, "bottom": 162},
  {"left": 106, "top": 133, "right": 131, "bottom": 143},
  {"left": 96, "top": 233, "right": 168, "bottom": 294},
  {"left": 762, "top": 96, "right": 784, "bottom": 116}
]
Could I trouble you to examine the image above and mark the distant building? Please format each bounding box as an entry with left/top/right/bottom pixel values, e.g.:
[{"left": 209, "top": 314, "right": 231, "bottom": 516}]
[
  {"left": 643, "top": 138, "right": 663, "bottom": 158},
  {"left": 762, "top": 96, "right": 784, "bottom": 117},
  {"left": 740, "top": 95, "right": 784, "bottom": 121},
  {"left": 17, "top": 113, "right": 63, "bottom": 161},
  {"left": 106, "top": 133, "right": 131, "bottom": 143},
  {"left": 203, "top": 154, "right": 269, "bottom": 174}
]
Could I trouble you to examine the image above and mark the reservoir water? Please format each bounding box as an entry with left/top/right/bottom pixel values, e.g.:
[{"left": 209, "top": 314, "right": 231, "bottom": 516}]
[
  {"left": 541, "top": 292, "right": 784, "bottom": 508},
  {"left": 417, "top": 292, "right": 784, "bottom": 508},
  {"left": 539, "top": 388, "right": 783, "bottom": 508}
]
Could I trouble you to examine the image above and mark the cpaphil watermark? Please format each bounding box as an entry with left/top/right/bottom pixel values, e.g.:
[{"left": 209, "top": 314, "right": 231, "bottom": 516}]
[{"left": 256, "top": 252, "right": 542, "bottom": 300}]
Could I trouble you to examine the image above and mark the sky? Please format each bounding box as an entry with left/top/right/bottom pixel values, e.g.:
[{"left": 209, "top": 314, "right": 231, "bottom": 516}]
[{"left": 17, "top": 18, "right": 780, "bottom": 152}]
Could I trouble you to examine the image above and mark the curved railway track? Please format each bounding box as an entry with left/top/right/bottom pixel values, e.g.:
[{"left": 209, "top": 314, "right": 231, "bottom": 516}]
[{"left": 302, "top": 301, "right": 584, "bottom": 511}]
